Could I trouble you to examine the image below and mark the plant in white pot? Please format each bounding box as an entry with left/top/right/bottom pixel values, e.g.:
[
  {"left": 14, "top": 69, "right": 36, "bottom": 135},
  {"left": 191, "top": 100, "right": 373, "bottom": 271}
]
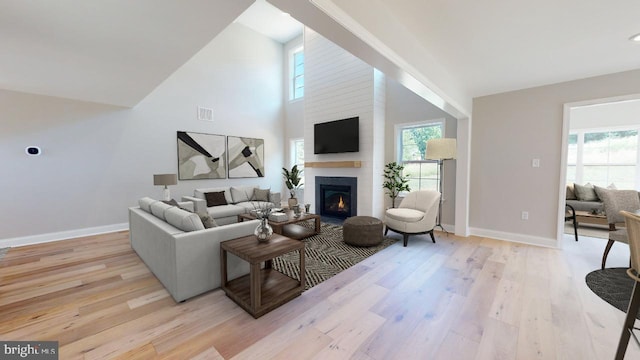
[{"left": 282, "top": 165, "right": 303, "bottom": 208}]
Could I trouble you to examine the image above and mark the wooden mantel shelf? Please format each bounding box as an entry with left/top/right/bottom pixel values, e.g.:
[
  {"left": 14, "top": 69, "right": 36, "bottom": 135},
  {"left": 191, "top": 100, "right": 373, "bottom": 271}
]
[{"left": 304, "top": 161, "right": 361, "bottom": 168}]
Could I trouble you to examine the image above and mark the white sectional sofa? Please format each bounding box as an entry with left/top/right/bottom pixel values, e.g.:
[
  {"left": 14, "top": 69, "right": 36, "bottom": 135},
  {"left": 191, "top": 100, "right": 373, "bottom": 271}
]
[
  {"left": 182, "top": 185, "right": 281, "bottom": 225},
  {"left": 128, "top": 197, "right": 260, "bottom": 302}
]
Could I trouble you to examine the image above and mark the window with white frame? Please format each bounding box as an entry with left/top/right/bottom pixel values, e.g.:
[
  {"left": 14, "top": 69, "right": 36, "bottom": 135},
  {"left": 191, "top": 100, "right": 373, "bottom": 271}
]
[
  {"left": 291, "top": 138, "right": 305, "bottom": 171},
  {"left": 568, "top": 127, "right": 639, "bottom": 189},
  {"left": 397, "top": 121, "right": 444, "bottom": 191},
  {"left": 290, "top": 47, "right": 304, "bottom": 100}
]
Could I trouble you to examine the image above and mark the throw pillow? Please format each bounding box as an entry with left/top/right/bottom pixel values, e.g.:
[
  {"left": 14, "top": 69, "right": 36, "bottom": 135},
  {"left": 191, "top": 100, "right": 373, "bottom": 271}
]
[
  {"left": 162, "top": 199, "right": 179, "bottom": 207},
  {"left": 253, "top": 188, "right": 270, "bottom": 202},
  {"left": 574, "top": 183, "right": 599, "bottom": 201},
  {"left": 199, "top": 213, "right": 217, "bottom": 228},
  {"left": 231, "top": 186, "right": 253, "bottom": 203},
  {"left": 205, "top": 191, "right": 227, "bottom": 207},
  {"left": 566, "top": 184, "right": 577, "bottom": 200}
]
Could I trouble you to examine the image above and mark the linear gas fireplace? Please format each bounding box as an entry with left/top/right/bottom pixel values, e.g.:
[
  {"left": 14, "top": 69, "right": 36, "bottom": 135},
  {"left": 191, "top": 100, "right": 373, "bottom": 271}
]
[{"left": 315, "top": 176, "right": 357, "bottom": 219}]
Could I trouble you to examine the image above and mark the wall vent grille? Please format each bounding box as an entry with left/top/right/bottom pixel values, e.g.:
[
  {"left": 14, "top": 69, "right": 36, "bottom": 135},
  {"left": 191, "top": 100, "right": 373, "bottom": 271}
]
[{"left": 197, "top": 107, "right": 213, "bottom": 122}]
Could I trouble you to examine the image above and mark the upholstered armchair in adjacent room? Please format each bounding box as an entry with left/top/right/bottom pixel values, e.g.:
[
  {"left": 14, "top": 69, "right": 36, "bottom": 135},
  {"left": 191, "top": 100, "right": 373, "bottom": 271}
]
[
  {"left": 595, "top": 186, "right": 640, "bottom": 269},
  {"left": 384, "top": 190, "right": 440, "bottom": 247}
]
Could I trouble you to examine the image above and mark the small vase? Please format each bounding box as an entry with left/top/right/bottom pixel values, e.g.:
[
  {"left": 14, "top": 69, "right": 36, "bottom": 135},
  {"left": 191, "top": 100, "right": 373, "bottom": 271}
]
[
  {"left": 288, "top": 197, "right": 298, "bottom": 208},
  {"left": 254, "top": 218, "right": 273, "bottom": 242}
]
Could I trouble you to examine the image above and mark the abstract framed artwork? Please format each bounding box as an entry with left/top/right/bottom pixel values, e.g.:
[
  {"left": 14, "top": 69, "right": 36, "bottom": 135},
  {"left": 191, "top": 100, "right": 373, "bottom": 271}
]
[
  {"left": 177, "top": 131, "right": 226, "bottom": 180},
  {"left": 227, "top": 136, "right": 265, "bottom": 178}
]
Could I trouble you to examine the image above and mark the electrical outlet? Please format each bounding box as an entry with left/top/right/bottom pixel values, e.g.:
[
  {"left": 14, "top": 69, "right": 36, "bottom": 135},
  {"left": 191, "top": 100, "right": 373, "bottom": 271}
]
[
  {"left": 521, "top": 211, "right": 529, "bottom": 220},
  {"left": 532, "top": 158, "right": 540, "bottom": 168}
]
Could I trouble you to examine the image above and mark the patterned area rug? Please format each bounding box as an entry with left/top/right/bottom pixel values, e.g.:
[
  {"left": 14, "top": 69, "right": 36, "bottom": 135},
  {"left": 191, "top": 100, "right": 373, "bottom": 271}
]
[
  {"left": 586, "top": 267, "right": 640, "bottom": 320},
  {"left": 272, "top": 222, "right": 397, "bottom": 290}
]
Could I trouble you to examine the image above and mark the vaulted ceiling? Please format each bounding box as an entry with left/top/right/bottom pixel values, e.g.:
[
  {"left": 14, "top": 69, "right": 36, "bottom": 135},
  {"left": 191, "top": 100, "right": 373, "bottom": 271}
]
[
  {"left": 0, "top": 0, "right": 253, "bottom": 107},
  {"left": 2, "top": 0, "right": 639, "bottom": 114}
]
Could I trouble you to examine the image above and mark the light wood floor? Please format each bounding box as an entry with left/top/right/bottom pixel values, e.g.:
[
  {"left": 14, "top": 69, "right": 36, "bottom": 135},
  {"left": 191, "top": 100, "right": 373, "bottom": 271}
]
[{"left": 1, "top": 230, "right": 639, "bottom": 359}]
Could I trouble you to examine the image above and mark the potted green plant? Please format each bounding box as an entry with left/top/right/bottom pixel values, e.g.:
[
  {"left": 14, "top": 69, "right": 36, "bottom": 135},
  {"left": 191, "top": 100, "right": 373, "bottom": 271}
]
[
  {"left": 282, "top": 165, "right": 303, "bottom": 208},
  {"left": 383, "top": 162, "right": 410, "bottom": 208}
]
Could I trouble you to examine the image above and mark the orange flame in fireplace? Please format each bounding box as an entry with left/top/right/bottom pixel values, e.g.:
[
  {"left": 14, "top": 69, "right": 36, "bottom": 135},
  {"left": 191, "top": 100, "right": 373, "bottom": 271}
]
[{"left": 338, "top": 196, "right": 345, "bottom": 209}]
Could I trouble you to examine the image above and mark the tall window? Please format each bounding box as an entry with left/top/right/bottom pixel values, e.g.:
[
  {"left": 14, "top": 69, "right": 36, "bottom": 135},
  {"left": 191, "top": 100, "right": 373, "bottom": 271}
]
[
  {"left": 568, "top": 128, "right": 639, "bottom": 189},
  {"left": 290, "top": 48, "right": 304, "bottom": 100},
  {"left": 397, "top": 121, "right": 444, "bottom": 191},
  {"left": 291, "top": 138, "right": 304, "bottom": 171}
]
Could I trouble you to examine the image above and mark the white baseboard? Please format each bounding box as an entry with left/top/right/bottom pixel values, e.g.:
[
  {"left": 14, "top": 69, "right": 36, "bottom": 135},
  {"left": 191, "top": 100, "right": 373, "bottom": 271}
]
[
  {"left": 1, "top": 223, "right": 129, "bottom": 248},
  {"left": 434, "top": 223, "right": 455, "bottom": 234},
  {"left": 469, "top": 227, "right": 559, "bottom": 249}
]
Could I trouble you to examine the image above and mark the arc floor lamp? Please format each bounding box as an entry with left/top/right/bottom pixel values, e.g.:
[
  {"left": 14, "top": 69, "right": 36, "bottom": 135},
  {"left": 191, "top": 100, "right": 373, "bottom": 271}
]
[{"left": 426, "top": 138, "right": 457, "bottom": 233}]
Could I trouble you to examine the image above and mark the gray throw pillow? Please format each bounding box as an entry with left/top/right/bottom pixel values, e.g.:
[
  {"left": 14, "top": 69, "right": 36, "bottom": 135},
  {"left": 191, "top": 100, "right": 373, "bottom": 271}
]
[
  {"left": 162, "top": 199, "right": 179, "bottom": 206},
  {"left": 253, "top": 188, "right": 270, "bottom": 202},
  {"left": 566, "top": 184, "right": 577, "bottom": 200},
  {"left": 205, "top": 191, "right": 227, "bottom": 207},
  {"left": 199, "top": 213, "right": 217, "bottom": 228},
  {"left": 574, "top": 183, "right": 598, "bottom": 201}
]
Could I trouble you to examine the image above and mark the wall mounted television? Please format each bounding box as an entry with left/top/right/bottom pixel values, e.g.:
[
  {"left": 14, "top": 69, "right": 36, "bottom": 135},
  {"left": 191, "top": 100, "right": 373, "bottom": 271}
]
[{"left": 314, "top": 117, "right": 359, "bottom": 154}]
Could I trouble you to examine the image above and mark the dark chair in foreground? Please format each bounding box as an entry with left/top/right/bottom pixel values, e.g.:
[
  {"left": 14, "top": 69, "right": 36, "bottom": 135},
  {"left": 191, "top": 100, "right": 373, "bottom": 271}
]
[
  {"left": 614, "top": 210, "right": 640, "bottom": 359},
  {"left": 565, "top": 204, "right": 578, "bottom": 242},
  {"left": 384, "top": 190, "right": 440, "bottom": 247}
]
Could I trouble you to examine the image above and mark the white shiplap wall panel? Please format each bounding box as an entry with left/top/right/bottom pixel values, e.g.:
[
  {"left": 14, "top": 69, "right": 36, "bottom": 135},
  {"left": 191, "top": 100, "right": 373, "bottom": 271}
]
[{"left": 303, "top": 28, "right": 385, "bottom": 217}]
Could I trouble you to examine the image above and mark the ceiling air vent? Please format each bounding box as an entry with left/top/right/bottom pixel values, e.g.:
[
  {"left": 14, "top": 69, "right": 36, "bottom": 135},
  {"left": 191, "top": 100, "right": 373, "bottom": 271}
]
[{"left": 197, "top": 107, "right": 213, "bottom": 122}]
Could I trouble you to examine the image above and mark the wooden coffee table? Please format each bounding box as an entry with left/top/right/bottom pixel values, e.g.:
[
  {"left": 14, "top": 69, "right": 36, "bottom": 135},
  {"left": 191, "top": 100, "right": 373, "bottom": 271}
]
[
  {"left": 238, "top": 210, "right": 321, "bottom": 240},
  {"left": 575, "top": 210, "right": 618, "bottom": 230},
  {"left": 575, "top": 210, "right": 608, "bottom": 226},
  {"left": 220, "top": 234, "right": 305, "bottom": 318}
]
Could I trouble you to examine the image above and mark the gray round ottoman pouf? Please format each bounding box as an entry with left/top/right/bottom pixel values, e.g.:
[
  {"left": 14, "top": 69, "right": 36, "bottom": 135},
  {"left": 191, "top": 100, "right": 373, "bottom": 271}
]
[{"left": 343, "top": 216, "right": 384, "bottom": 247}]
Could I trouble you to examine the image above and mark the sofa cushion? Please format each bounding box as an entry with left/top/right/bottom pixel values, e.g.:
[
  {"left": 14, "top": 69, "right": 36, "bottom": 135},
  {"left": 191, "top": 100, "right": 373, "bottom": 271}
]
[
  {"left": 574, "top": 183, "right": 598, "bottom": 201},
  {"left": 253, "top": 188, "right": 270, "bottom": 202},
  {"left": 139, "top": 197, "right": 156, "bottom": 213},
  {"left": 207, "top": 204, "right": 247, "bottom": 219},
  {"left": 164, "top": 206, "right": 205, "bottom": 232},
  {"left": 236, "top": 201, "right": 274, "bottom": 213},
  {"left": 385, "top": 208, "right": 425, "bottom": 223},
  {"left": 231, "top": 186, "right": 255, "bottom": 203},
  {"left": 205, "top": 191, "right": 228, "bottom": 207},
  {"left": 566, "top": 184, "right": 577, "bottom": 200},
  {"left": 566, "top": 199, "right": 603, "bottom": 212},
  {"left": 150, "top": 201, "right": 173, "bottom": 220}
]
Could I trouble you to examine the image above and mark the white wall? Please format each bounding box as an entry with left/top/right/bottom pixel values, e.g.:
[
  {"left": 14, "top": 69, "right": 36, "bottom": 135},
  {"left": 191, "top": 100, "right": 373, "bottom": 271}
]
[
  {"left": 384, "top": 78, "right": 458, "bottom": 226},
  {"left": 471, "top": 69, "right": 640, "bottom": 247},
  {"left": 303, "top": 27, "right": 386, "bottom": 218},
  {"left": 0, "top": 23, "right": 285, "bottom": 243},
  {"left": 571, "top": 99, "right": 640, "bottom": 130}
]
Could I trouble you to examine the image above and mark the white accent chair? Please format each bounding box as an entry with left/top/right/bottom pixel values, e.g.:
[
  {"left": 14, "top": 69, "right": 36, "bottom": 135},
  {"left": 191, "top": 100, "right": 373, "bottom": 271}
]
[{"left": 384, "top": 190, "right": 440, "bottom": 247}]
